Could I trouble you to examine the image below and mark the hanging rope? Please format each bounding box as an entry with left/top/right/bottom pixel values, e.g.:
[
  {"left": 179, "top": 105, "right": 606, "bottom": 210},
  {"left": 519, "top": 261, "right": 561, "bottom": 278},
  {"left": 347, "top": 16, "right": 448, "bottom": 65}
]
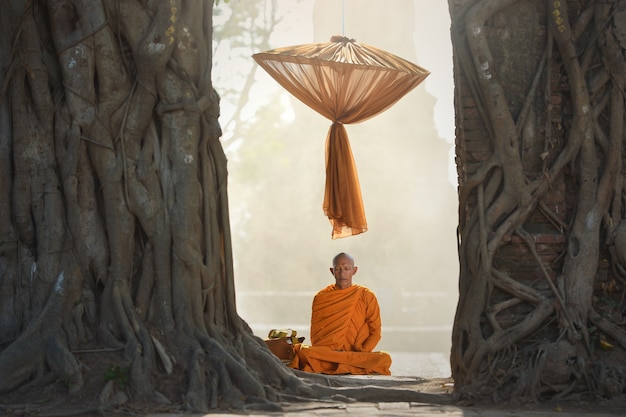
[{"left": 342, "top": 0, "right": 345, "bottom": 36}]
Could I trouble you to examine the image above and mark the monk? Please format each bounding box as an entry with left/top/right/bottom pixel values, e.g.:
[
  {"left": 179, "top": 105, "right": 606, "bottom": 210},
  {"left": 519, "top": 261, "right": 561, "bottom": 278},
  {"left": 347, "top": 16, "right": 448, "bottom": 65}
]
[{"left": 288, "top": 252, "right": 392, "bottom": 375}]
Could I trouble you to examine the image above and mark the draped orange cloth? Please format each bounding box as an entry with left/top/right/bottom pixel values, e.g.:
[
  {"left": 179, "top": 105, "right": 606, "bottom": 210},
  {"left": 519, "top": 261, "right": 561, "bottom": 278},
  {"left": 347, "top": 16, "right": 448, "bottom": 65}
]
[
  {"left": 324, "top": 122, "right": 366, "bottom": 238},
  {"left": 289, "top": 284, "right": 391, "bottom": 375},
  {"left": 252, "top": 36, "right": 429, "bottom": 239}
]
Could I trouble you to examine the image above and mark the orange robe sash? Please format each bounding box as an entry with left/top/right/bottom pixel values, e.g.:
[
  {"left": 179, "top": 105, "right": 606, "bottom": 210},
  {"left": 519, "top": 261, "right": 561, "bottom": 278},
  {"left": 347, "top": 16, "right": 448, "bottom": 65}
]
[{"left": 289, "top": 284, "right": 391, "bottom": 375}]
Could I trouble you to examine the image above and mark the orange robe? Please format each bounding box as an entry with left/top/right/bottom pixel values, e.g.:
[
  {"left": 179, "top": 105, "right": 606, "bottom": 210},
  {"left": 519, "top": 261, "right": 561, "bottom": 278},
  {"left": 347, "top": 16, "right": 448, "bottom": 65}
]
[{"left": 289, "top": 284, "right": 391, "bottom": 375}]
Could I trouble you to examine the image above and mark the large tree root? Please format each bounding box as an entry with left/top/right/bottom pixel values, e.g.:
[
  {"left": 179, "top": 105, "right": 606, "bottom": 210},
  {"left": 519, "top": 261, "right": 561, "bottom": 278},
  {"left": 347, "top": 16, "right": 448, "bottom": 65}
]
[{"left": 0, "top": 272, "right": 82, "bottom": 395}]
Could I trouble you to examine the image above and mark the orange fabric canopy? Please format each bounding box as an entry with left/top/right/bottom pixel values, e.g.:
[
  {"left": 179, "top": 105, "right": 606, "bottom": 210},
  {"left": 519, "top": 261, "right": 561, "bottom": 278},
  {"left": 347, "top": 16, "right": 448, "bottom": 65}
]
[{"left": 253, "top": 36, "right": 430, "bottom": 238}]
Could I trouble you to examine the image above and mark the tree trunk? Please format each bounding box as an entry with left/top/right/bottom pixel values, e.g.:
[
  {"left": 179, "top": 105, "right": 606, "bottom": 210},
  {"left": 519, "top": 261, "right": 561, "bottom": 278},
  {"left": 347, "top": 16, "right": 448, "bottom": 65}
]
[
  {"left": 451, "top": 0, "right": 626, "bottom": 403},
  {"left": 0, "top": 0, "right": 306, "bottom": 411}
]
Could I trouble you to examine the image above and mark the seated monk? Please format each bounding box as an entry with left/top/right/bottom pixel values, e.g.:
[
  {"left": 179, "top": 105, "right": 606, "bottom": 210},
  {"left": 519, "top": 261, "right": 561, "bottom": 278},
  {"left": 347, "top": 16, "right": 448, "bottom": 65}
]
[{"left": 288, "top": 252, "right": 392, "bottom": 375}]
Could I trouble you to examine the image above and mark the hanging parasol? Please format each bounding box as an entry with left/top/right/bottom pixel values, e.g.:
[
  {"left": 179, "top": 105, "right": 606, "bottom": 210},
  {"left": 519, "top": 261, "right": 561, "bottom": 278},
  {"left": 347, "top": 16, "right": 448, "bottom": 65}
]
[{"left": 252, "top": 36, "right": 430, "bottom": 239}]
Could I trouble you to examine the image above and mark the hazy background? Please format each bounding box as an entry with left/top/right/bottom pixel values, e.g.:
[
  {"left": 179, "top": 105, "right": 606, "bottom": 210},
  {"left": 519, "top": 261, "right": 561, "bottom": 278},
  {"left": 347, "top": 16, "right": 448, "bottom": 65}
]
[{"left": 212, "top": 0, "right": 457, "bottom": 375}]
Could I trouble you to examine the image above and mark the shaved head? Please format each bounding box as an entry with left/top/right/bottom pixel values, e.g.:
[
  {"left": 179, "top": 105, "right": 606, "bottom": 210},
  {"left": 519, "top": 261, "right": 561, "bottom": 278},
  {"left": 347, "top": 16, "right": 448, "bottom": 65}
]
[
  {"left": 330, "top": 252, "right": 357, "bottom": 289},
  {"left": 332, "top": 252, "right": 355, "bottom": 267}
]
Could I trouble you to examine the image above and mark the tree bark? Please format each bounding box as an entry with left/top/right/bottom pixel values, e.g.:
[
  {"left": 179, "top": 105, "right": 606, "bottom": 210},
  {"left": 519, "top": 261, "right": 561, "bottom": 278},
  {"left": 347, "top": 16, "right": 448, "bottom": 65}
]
[
  {"left": 0, "top": 0, "right": 307, "bottom": 411},
  {"left": 451, "top": 0, "right": 626, "bottom": 403}
]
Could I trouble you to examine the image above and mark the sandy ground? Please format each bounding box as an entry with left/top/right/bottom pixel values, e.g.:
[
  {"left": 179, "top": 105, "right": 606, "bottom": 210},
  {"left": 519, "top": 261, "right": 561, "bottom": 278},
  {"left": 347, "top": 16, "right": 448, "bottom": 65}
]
[{"left": 388, "top": 351, "right": 451, "bottom": 378}]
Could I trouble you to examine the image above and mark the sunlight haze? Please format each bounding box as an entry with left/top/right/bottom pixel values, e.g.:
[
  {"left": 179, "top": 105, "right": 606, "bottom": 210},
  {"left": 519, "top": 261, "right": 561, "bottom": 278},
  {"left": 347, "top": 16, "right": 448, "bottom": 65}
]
[{"left": 213, "top": 0, "right": 457, "bottom": 377}]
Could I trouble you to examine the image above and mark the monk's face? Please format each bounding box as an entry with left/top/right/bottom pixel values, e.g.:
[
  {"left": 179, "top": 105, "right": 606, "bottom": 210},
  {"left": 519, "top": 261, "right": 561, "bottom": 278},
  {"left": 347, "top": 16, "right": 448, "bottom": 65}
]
[{"left": 330, "top": 256, "right": 358, "bottom": 290}]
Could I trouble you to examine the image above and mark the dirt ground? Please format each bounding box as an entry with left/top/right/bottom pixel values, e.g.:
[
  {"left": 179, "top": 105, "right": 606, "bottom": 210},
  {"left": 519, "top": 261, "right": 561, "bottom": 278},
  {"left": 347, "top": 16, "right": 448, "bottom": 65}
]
[
  {"left": 3, "top": 375, "right": 451, "bottom": 416},
  {"left": 2, "top": 351, "right": 626, "bottom": 417}
]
